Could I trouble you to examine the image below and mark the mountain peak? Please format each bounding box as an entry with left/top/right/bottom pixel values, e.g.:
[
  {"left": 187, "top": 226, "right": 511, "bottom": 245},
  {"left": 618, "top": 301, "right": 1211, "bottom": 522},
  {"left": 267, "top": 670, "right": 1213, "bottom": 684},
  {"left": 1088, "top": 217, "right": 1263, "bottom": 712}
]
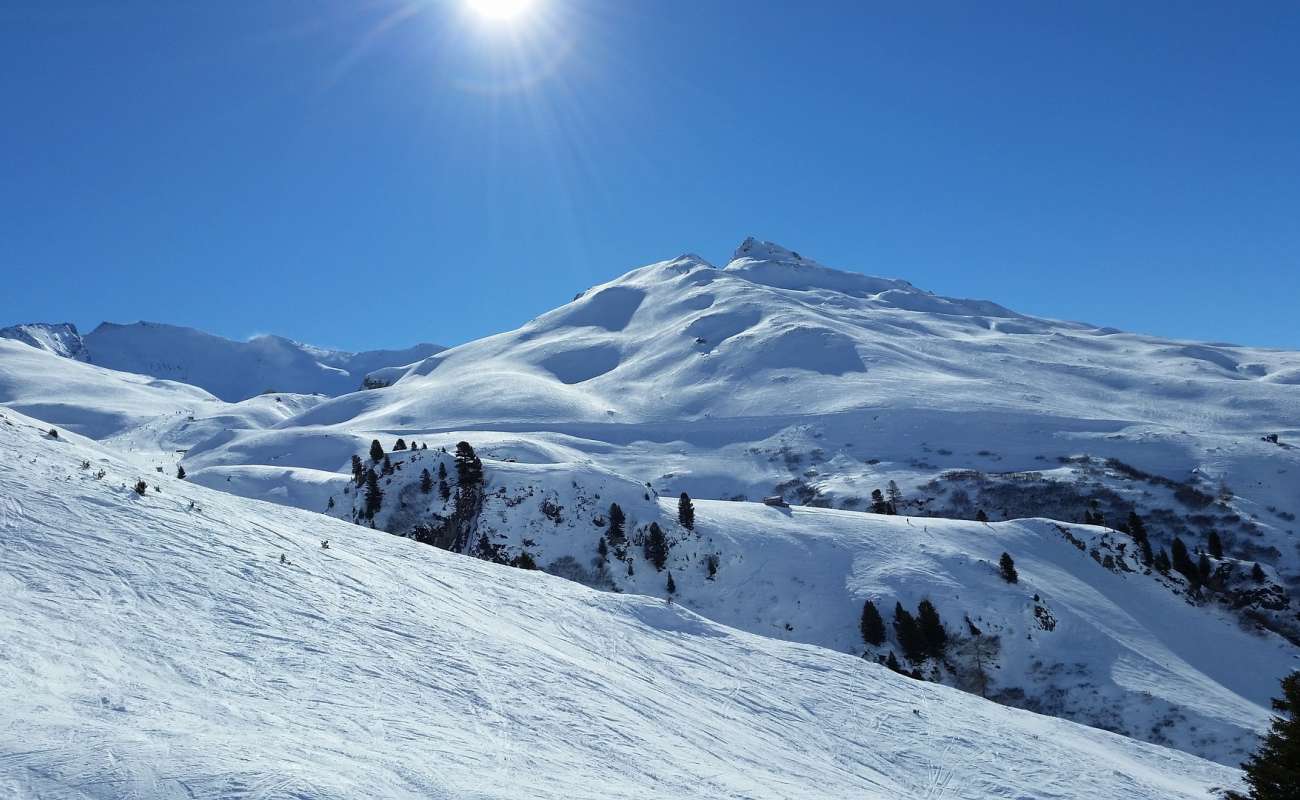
[
  {"left": 0, "top": 321, "right": 89, "bottom": 361},
  {"left": 731, "top": 236, "right": 808, "bottom": 264}
]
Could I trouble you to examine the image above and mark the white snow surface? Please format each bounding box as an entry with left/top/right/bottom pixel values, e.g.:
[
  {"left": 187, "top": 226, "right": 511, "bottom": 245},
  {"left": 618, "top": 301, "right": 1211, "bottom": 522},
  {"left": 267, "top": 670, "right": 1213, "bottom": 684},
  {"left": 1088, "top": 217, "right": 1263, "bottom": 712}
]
[
  {"left": 82, "top": 321, "right": 443, "bottom": 401},
  {"left": 3, "top": 239, "right": 1298, "bottom": 773},
  {"left": 0, "top": 408, "right": 1242, "bottom": 799},
  {"left": 0, "top": 322, "right": 89, "bottom": 361}
]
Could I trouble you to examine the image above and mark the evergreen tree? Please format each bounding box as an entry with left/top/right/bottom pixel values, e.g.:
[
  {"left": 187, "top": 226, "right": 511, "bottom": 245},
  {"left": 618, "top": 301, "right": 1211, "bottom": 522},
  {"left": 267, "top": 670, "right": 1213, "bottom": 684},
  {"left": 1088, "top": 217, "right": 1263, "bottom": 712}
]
[
  {"left": 597, "top": 536, "right": 608, "bottom": 561},
  {"left": 421, "top": 442, "right": 428, "bottom": 450},
  {"left": 176, "top": 465, "right": 186, "bottom": 480},
  {"left": 370, "top": 439, "right": 384, "bottom": 462},
  {"left": 1198, "top": 553, "right": 1213, "bottom": 586},
  {"left": 860, "top": 600, "right": 886, "bottom": 647},
  {"left": 916, "top": 599, "right": 948, "bottom": 658},
  {"left": 1154, "top": 548, "right": 1172, "bottom": 574},
  {"left": 513, "top": 551, "right": 538, "bottom": 570},
  {"left": 1208, "top": 530, "right": 1224, "bottom": 558},
  {"left": 705, "top": 553, "right": 719, "bottom": 579},
  {"left": 893, "top": 602, "right": 926, "bottom": 663},
  {"left": 644, "top": 522, "right": 669, "bottom": 570},
  {"left": 870, "top": 489, "right": 891, "bottom": 514},
  {"left": 437, "top": 462, "right": 450, "bottom": 500},
  {"left": 454, "top": 441, "right": 483, "bottom": 487},
  {"left": 1253, "top": 562, "right": 1268, "bottom": 582},
  {"left": 351, "top": 454, "right": 365, "bottom": 485},
  {"left": 607, "top": 503, "right": 627, "bottom": 549},
  {"left": 1138, "top": 536, "right": 1154, "bottom": 567},
  {"left": 382, "top": 454, "right": 394, "bottom": 475},
  {"left": 1126, "top": 510, "right": 1147, "bottom": 541},
  {"left": 1171, "top": 536, "right": 1197, "bottom": 583},
  {"left": 133, "top": 480, "right": 148, "bottom": 496},
  {"left": 677, "top": 492, "right": 695, "bottom": 530},
  {"left": 1229, "top": 672, "right": 1300, "bottom": 800},
  {"left": 886, "top": 480, "right": 903, "bottom": 512},
  {"left": 999, "top": 552, "right": 1018, "bottom": 583},
  {"left": 394, "top": 438, "right": 407, "bottom": 451},
  {"left": 885, "top": 651, "right": 903, "bottom": 673},
  {"left": 419, "top": 468, "right": 433, "bottom": 494},
  {"left": 666, "top": 572, "right": 676, "bottom": 595},
  {"left": 364, "top": 468, "right": 383, "bottom": 517},
  {"left": 975, "top": 509, "right": 989, "bottom": 523}
]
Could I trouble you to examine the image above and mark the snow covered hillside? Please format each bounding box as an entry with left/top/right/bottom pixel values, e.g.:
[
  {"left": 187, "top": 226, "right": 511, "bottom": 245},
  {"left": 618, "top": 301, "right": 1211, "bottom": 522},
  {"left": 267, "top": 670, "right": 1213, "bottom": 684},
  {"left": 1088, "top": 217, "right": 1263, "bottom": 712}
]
[
  {"left": 0, "top": 322, "right": 89, "bottom": 361},
  {"left": 0, "top": 408, "right": 1242, "bottom": 798},
  {"left": 3, "top": 237, "right": 1297, "bottom": 776},
  {"left": 299, "top": 437, "right": 1292, "bottom": 765},
  {"left": 81, "top": 321, "right": 443, "bottom": 400}
]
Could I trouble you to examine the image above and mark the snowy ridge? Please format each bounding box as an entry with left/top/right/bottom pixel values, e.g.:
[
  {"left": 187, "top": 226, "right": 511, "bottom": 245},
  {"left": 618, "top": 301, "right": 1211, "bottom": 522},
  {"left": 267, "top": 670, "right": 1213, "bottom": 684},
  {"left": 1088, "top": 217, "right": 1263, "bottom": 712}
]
[
  {"left": 82, "top": 321, "right": 443, "bottom": 401},
  {"left": 0, "top": 322, "right": 89, "bottom": 361},
  {"left": 3, "top": 239, "right": 1299, "bottom": 773},
  {"left": 315, "top": 438, "right": 1293, "bottom": 764},
  {"left": 0, "top": 408, "right": 1242, "bottom": 798}
]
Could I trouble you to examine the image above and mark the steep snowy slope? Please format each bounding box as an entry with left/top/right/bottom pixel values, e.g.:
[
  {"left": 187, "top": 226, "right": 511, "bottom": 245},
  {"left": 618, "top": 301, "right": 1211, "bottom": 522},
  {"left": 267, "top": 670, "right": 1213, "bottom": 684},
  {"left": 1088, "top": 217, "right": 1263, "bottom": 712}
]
[
  {"left": 0, "top": 322, "right": 89, "bottom": 361},
  {"left": 82, "top": 321, "right": 443, "bottom": 400},
  {"left": 0, "top": 408, "right": 1242, "bottom": 798},
  {"left": 309, "top": 439, "right": 1295, "bottom": 765},
  {"left": 194, "top": 240, "right": 1300, "bottom": 644},
  {"left": 0, "top": 339, "right": 218, "bottom": 440}
]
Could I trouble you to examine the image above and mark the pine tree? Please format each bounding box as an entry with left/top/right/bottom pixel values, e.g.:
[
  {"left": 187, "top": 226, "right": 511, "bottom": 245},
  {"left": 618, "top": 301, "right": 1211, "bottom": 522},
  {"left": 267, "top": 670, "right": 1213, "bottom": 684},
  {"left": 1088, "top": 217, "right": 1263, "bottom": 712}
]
[
  {"left": 1208, "top": 530, "right": 1224, "bottom": 559},
  {"left": 419, "top": 468, "right": 433, "bottom": 494},
  {"left": 364, "top": 468, "right": 383, "bottom": 517},
  {"left": 1138, "top": 536, "right": 1154, "bottom": 567},
  {"left": 886, "top": 480, "right": 903, "bottom": 513},
  {"left": 1198, "top": 553, "right": 1213, "bottom": 586},
  {"left": 1229, "top": 672, "right": 1300, "bottom": 800},
  {"left": 176, "top": 465, "right": 186, "bottom": 479},
  {"left": 597, "top": 536, "right": 608, "bottom": 561},
  {"left": 916, "top": 599, "right": 948, "bottom": 658},
  {"left": 975, "top": 509, "right": 989, "bottom": 523},
  {"left": 454, "top": 441, "right": 483, "bottom": 487},
  {"left": 1171, "top": 536, "right": 1197, "bottom": 583},
  {"left": 421, "top": 442, "right": 428, "bottom": 450},
  {"left": 370, "top": 439, "right": 384, "bottom": 462},
  {"left": 351, "top": 454, "right": 365, "bottom": 485},
  {"left": 893, "top": 602, "right": 926, "bottom": 663},
  {"left": 394, "top": 438, "right": 407, "bottom": 451},
  {"left": 870, "top": 489, "right": 891, "bottom": 514},
  {"left": 885, "top": 651, "right": 903, "bottom": 673},
  {"left": 382, "top": 454, "right": 394, "bottom": 475},
  {"left": 607, "top": 503, "right": 627, "bottom": 550},
  {"left": 437, "top": 462, "right": 450, "bottom": 500},
  {"left": 513, "top": 551, "right": 538, "bottom": 570},
  {"left": 860, "top": 600, "right": 886, "bottom": 647},
  {"left": 1154, "top": 548, "right": 1172, "bottom": 574},
  {"left": 644, "top": 522, "right": 668, "bottom": 571},
  {"left": 1126, "top": 510, "right": 1147, "bottom": 541},
  {"left": 133, "top": 479, "right": 148, "bottom": 496},
  {"left": 999, "top": 552, "right": 1018, "bottom": 583},
  {"left": 677, "top": 492, "right": 695, "bottom": 530},
  {"left": 1253, "top": 562, "right": 1268, "bottom": 582},
  {"left": 666, "top": 572, "right": 676, "bottom": 595}
]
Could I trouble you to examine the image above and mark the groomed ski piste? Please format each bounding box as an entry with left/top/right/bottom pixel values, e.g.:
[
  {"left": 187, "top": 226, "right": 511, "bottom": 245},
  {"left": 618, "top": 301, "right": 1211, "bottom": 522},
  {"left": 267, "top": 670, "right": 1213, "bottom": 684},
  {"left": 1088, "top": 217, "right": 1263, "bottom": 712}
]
[{"left": 0, "top": 409, "right": 1242, "bottom": 798}]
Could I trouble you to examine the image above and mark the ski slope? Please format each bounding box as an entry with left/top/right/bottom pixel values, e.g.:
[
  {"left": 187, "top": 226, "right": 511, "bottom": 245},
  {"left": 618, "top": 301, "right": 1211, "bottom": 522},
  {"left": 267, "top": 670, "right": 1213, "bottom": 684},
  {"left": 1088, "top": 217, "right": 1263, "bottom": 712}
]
[{"left": 0, "top": 408, "right": 1242, "bottom": 799}]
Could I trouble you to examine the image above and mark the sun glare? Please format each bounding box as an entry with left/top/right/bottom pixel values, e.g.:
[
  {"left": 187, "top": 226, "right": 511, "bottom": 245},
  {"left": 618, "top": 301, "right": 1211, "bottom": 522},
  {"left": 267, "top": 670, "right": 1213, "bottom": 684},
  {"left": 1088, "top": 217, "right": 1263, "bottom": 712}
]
[{"left": 466, "top": 0, "right": 536, "bottom": 23}]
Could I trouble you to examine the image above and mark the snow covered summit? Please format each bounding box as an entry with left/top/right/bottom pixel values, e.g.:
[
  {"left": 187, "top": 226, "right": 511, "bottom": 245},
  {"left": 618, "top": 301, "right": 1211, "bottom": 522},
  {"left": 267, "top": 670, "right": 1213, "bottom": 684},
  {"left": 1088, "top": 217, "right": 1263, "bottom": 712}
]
[{"left": 0, "top": 322, "right": 89, "bottom": 361}]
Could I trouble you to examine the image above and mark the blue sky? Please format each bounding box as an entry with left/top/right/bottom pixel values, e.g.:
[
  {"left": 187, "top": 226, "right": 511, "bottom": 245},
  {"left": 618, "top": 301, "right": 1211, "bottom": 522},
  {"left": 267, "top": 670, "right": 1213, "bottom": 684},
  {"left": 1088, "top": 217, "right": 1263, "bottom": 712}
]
[{"left": 2, "top": 1, "right": 1297, "bottom": 351}]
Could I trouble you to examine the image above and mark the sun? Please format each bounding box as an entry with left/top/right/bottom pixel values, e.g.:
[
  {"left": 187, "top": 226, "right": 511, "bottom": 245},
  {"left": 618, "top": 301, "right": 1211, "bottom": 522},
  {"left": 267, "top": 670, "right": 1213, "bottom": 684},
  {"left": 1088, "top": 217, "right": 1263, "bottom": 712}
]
[{"left": 465, "top": 0, "right": 537, "bottom": 23}]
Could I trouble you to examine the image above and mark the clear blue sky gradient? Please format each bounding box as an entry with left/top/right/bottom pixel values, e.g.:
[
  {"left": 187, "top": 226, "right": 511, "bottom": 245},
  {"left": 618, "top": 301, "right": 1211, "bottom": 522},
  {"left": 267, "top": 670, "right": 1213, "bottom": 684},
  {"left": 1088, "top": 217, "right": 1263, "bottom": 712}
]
[{"left": 2, "top": 1, "right": 1297, "bottom": 350}]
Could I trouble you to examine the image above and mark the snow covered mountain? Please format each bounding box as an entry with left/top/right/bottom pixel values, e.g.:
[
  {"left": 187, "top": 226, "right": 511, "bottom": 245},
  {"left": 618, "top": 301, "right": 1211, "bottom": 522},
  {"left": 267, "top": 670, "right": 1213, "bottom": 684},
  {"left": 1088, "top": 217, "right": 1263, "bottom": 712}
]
[
  {"left": 0, "top": 407, "right": 1243, "bottom": 798},
  {"left": 0, "top": 322, "right": 89, "bottom": 361},
  {"left": 80, "top": 321, "right": 443, "bottom": 401},
  {"left": 2, "top": 238, "right": 1296, "bottom": 782}
]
